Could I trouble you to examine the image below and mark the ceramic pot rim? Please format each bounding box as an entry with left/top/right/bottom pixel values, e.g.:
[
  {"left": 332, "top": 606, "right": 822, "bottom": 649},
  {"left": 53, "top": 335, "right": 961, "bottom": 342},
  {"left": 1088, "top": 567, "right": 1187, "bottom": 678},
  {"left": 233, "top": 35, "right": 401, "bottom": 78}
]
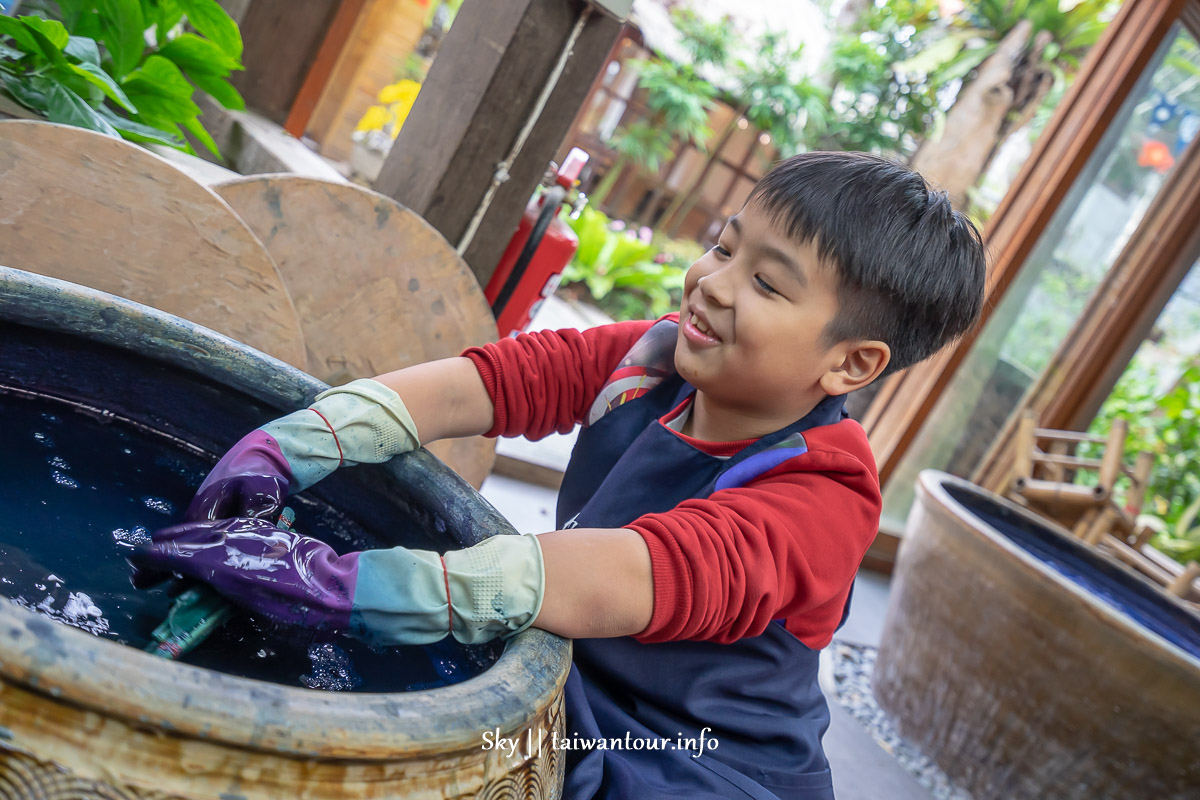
[
  {"left": 916, "top": 469, "right": 1200, "bottom": 671},
  {"left": 0, "top": 266, "right": 572, "bottom": 759}
]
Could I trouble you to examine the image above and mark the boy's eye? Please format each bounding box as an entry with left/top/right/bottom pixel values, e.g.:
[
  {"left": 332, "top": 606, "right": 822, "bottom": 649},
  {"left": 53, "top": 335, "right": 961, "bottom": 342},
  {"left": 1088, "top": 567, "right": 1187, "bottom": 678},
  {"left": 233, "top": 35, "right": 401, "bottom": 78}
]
[
  {"left": 713, "top": 245, "right": 731, "bottom": 257},
  {"left": 755, "top": 275, "right": 779, "bottom": 296}
]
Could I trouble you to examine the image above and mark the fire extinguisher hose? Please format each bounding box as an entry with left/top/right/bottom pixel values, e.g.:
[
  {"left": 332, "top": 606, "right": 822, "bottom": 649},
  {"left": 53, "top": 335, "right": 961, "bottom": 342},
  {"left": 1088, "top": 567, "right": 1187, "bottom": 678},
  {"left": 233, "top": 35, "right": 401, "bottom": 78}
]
[{"left": 491, "top": 184, "right": 568, "bottom": 319}]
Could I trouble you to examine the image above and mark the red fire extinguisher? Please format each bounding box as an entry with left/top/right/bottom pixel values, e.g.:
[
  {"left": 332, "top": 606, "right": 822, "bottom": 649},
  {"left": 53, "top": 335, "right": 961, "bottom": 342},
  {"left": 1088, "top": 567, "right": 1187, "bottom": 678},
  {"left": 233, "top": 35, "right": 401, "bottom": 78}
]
[{"left": 485, "top": 147, "right": 589, "bottom": 337}]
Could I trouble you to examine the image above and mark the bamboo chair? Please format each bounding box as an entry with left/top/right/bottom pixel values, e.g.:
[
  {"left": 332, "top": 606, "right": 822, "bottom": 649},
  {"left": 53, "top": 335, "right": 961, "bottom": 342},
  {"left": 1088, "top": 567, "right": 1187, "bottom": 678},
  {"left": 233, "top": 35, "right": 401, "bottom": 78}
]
[{"left": 1008, "top": 411, "right": 1198, "bottom": 606}]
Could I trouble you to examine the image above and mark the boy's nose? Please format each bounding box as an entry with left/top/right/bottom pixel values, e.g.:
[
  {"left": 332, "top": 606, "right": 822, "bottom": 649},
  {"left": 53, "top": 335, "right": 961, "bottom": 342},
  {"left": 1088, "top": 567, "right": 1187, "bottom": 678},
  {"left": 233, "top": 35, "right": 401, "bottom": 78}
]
[{"left": 698, "top": 267, "right": 734, "bottom": 308}]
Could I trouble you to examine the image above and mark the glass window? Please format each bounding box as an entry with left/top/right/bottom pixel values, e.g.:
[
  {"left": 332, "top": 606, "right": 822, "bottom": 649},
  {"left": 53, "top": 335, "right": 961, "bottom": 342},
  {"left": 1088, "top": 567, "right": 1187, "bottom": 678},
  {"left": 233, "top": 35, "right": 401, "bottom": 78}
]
[
  {"left": 725, "top": 176, "right": 756, "bottom": 216},
  {"left": 722, "top": 120, "right": 758, "bottom": 166},
  {"left": 705, "top": 104, "right": 737, "bottom": 151},
  {"left": 701, "top": 162, "right": 736, "bottom": 207},
  {"left": 879, "top": 24, "right": 1200, "bottom": 533},
  {"left": 666, "top": 146, "right": 706, "bottom": 192},
  {"left": 1084, "top": 254, "right": 1200, "bottom": 533}
]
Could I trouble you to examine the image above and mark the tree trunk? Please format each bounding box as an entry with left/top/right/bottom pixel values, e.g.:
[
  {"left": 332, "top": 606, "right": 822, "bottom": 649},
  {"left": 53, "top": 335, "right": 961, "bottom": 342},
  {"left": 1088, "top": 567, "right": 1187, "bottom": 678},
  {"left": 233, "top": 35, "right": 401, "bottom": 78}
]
[
  {"left": 910, "top": 20, "right": 1038, "bottom": 210},
  {"left": 660, "top": 103, "right": 748, "bottom": 235},
  {"left": 835, "top": 0, "right": 871, "bottom": 31}
]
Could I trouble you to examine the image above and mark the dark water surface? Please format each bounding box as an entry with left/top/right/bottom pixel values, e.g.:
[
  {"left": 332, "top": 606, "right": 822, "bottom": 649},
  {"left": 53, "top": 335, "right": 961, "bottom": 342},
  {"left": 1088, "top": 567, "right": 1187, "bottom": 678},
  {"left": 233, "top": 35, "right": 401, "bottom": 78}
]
[
  {"left": 0, "top": 388, "right": 500, "bottom": 691},
  {"left": 948, "top": 485, "right": 1200, "bottom": 660}
]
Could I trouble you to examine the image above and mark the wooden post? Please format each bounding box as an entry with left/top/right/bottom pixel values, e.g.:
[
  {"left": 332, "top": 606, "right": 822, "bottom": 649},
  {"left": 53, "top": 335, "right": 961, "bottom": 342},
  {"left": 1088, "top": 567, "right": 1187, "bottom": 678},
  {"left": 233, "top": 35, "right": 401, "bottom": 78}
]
[
  {"left": 1166, "top": 562, "right": 1200, "bottom": 599},
  {"left": 1011, "top": 410, "right": 1038, "bottom": 486},
  {"left": 283, "top": 0, "right": 367, "bottom": 139},
  {"left": 374, "top": 0, "right": 623, "bottom": 286},
  {"left": 1082, "top": 506, "right": 1118, "bottom": 546},
  {"left": 229, "top": 0, "right": 344, "bottom": 125},
  {"left": 1126, "top": 452, "right": 1157, "bottom": 517},
  {"left": 1097, "top": 417, "right": 1127, "bottom": 491}
]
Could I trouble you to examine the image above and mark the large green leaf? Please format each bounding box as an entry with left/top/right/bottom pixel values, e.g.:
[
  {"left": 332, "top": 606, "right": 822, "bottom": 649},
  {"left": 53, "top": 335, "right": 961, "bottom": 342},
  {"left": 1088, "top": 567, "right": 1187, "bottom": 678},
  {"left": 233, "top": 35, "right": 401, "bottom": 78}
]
[
  {"left": 67, "top": 60, "right": 137, "bottom": 112},
  {"left": 0, "top": 16, "right": 43, "bottom": 57},
  {"left": 157, "top": 33, "right": 243, "bottom": 109},
  {"left": 121, "top": 54, "right": 199, "bottom": 122},
  {"left": 97, "top": 102, "right": 184, "bottom": 146},
  {"left": 177, "top": 0, "right": 241, "bottom": 59},
  {"left": 187, "top": 69, "right": 243, "bottom": 109},
  {"left": 157, "top": 33, "right": 239, "bottom": 75},
  {"left": 19, "top": 22, "right": 69, "bottom": 69},
  {"left": 45, "top": 82, "right": 120, "bottom": 136},
  {"left": 180, "top": 113, "right": 218, "bottom": 156},
  {"left": 1, "top": 73, "right": 51, "bottom": 112},
  {"left": 64, "top": 35, "right": 101, "bottom": 65},
  {"left": 19, "top": 16, "right": 69, "bottom": 51},
  {"left": 98, "top": 0, "right": 146, "bottom": 79},
  {"left": 57, "top": 0, "right": 95, "bottom": 33}
]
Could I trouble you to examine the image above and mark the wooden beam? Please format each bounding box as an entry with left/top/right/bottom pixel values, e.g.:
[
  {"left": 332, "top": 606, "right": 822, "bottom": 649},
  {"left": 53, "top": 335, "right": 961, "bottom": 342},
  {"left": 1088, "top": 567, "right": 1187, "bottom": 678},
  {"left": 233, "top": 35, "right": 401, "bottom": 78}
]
[
  {"left": 284, "top": 0, "right": 367, "bottom": 139},
  {"left": 230, "top": 0, "right": 343, "bottom": 125},
  {"left": 374, "top": 0, "right": 622, "bottom": 286},
  {"left": 974, "top": 129, "right": 1200, "bottom": 494},
  {"left": 862, "top": 0, "right": 1188, "bottom": 487}
]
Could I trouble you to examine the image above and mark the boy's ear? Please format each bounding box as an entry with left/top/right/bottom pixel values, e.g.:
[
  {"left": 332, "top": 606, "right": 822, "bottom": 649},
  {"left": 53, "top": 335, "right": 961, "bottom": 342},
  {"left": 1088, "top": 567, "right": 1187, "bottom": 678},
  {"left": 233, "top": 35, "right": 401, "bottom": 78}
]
[{"left": 820, "top": 340, "right": 891, "bottom": 396}]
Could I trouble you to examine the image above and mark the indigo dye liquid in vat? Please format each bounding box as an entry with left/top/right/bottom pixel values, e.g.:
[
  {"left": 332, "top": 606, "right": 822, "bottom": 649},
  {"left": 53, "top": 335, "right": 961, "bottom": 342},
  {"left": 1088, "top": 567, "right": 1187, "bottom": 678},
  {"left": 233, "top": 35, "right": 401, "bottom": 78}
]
[
  {"left": 947, "top": 485, "right": 1200, "bottom": 659},
  {"left": 0, "top": 386, "right": 500, "bottom": 692}
]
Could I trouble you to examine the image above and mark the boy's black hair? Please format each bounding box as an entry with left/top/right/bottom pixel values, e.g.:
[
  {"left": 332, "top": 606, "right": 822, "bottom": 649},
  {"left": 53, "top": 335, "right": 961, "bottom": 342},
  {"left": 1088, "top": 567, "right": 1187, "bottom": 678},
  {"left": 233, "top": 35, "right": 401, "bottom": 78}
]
[{"left": 750, "top": 151, "right": 986, "bottom": 377}]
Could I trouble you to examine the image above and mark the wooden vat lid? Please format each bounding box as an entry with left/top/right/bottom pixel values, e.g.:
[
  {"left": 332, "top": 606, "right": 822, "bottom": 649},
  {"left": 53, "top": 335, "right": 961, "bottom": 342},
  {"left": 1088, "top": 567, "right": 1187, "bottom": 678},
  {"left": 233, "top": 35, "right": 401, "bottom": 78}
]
[
  {"left": 213, "top": 175, "right": 498, "bottom": 487},
  {"left": 0, "top": 121, "right": 307, "bottom": 368}
]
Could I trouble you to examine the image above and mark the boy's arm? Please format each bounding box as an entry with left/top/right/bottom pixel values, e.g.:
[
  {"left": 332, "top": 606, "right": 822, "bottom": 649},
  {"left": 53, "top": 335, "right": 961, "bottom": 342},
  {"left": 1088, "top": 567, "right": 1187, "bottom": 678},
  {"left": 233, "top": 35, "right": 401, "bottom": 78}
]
[
  {"left": 534, "top": 528, "right": 654, "bottom": 639},
  {"left": 372, "top": 320, "right": 657, "bottom": 444},
  {"left": 371, "top": 357, "right": 496, "bottom": 442},
  {"left": 375, "top": 356, "right": 658, "bottom": 640},
  {"left": 626, "top": 422, "right": 882, "bottom": 647}
]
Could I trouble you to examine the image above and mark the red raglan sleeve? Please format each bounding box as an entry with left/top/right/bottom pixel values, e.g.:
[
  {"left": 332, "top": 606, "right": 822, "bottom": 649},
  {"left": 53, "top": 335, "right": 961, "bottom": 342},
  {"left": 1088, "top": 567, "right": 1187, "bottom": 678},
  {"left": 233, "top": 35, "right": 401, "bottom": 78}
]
[
  {"left": 626, "top": 420, "right": 881, "bottom": 648},
  {"left": 462, "top": 320, "right": 652, "bottom": 440}
]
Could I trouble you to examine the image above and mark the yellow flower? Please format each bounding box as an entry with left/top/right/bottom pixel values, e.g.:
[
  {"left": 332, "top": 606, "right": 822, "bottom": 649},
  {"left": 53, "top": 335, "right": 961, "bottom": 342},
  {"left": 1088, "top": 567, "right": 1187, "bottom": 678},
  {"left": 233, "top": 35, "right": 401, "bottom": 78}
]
[
  {"left": 379, "top": 79, "right": 420, "bottom": 105},
  {"left": 355, "top": 105, "right": 392, "bottom": 133}
]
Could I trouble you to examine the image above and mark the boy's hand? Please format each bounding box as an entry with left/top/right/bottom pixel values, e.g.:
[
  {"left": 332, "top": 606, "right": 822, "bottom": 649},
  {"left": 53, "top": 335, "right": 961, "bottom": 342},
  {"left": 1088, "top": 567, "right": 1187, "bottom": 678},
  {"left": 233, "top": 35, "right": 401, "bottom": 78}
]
[
  {"left": 186, "top": 378, "right": 421, "bottom": 524},
  {"left": 185, "top": 431, "right": 292, "bottom": 522},
  {"left": 129, "top": 519, "right": 544, "bottom": 645}
]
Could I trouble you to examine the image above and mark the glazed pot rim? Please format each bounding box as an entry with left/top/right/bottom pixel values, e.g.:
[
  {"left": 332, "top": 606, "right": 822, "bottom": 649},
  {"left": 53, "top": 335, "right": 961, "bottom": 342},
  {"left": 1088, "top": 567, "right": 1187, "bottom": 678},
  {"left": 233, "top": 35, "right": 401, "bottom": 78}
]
[
  {"left": 0, "top": 266, "right": 572, "bottom": 758},
  {"left": 915, "top": 469, "right": 1200, "bottom": 670}
]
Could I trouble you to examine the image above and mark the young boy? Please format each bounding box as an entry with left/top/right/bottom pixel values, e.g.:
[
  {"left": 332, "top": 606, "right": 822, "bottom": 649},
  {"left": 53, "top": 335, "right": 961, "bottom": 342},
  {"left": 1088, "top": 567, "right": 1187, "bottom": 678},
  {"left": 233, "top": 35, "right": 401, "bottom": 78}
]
[{"left": 133, "top": 152, "right": 986, "bottom": 799}]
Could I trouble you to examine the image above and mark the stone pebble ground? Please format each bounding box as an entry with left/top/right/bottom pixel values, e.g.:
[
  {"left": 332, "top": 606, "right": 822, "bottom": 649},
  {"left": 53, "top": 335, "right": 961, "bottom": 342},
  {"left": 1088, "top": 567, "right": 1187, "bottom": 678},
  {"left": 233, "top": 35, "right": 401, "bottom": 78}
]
[{"left": 829, "top": 641, "right": 975, "bottom": 800}]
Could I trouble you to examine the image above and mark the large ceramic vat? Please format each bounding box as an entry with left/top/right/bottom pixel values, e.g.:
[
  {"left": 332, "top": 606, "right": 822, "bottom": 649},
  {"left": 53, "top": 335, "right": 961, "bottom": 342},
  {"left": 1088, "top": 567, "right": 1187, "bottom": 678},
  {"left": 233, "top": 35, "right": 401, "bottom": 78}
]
[
  {"left": 0, "top": 267, "right": 571, "bottom": 799},
  {"left": 874, "top": 470, "right": 1200, "bottom": 800}
]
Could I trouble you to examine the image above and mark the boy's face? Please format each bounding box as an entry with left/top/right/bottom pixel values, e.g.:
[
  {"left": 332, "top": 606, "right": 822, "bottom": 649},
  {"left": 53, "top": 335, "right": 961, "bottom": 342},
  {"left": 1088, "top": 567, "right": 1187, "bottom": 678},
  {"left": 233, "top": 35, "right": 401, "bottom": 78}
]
[{"left": 675, "top": 199, "right": 849, "bottom": 423}]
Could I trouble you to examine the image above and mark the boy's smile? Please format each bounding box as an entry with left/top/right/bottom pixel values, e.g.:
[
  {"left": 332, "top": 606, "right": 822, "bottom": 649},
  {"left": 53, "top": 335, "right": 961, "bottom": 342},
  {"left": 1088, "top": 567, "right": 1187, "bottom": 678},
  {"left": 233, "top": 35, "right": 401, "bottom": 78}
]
[{"left": 674, "top": 199, "right": 856, "bottom": 442}]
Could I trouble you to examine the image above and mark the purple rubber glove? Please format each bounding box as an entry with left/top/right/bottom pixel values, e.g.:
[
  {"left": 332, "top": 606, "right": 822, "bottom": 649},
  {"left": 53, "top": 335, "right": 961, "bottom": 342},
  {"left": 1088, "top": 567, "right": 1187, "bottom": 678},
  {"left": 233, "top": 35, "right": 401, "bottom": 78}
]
[
  {"left": 186, "top": 431, "right": 293, "bottom": 522},
  {"left": 131, "top": 517, "right": 545, "bottom": 645},
  {"left": 131, "top": 517, "right": 355, "bottom": 630},
  {"left": 185, "top": 379, "right": 420, "bottom": 523}
]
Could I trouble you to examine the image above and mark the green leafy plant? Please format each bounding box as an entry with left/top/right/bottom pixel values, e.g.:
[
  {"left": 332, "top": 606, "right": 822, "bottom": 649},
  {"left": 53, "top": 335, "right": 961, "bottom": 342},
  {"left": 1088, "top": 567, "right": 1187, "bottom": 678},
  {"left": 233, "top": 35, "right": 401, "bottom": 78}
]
[
  {"left": 1082, "top": 359, "right": 1200, "bottom": 564},
  {"left": 817, "top": 0, "right": 942, "bottom": 157},
  {"left": 0, "top": 0, "right": 244, "bottom": 155},
  {"left": 589, "top": 54, "right": 716, "bottom": 206},
  {"left": 559, "top": 206, "right": 689, "bottom": 321}
]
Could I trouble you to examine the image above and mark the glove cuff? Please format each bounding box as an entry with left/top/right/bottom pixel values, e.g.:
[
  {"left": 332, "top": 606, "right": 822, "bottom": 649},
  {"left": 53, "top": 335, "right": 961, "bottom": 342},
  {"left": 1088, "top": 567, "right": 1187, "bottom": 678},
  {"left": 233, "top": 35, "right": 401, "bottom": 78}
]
[
  {"left": 313, "top": 378, "right": 421, "bottom": 456},
  {"left": 444, "top": 533, "right": 545, "bottom": 644},
  {"left": 349, "top": 534, "right": 545, "bottom": 647},
  {"left": 263, "top": 378, "right": 420, "bottom": 491}
]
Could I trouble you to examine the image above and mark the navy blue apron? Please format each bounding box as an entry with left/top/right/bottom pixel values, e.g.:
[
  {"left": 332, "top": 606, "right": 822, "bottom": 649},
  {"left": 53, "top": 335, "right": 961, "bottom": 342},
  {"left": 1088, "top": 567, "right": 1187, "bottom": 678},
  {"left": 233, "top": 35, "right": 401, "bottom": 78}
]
[{"left": 556, "top": 319, "right": 850, "bottom": 800}]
